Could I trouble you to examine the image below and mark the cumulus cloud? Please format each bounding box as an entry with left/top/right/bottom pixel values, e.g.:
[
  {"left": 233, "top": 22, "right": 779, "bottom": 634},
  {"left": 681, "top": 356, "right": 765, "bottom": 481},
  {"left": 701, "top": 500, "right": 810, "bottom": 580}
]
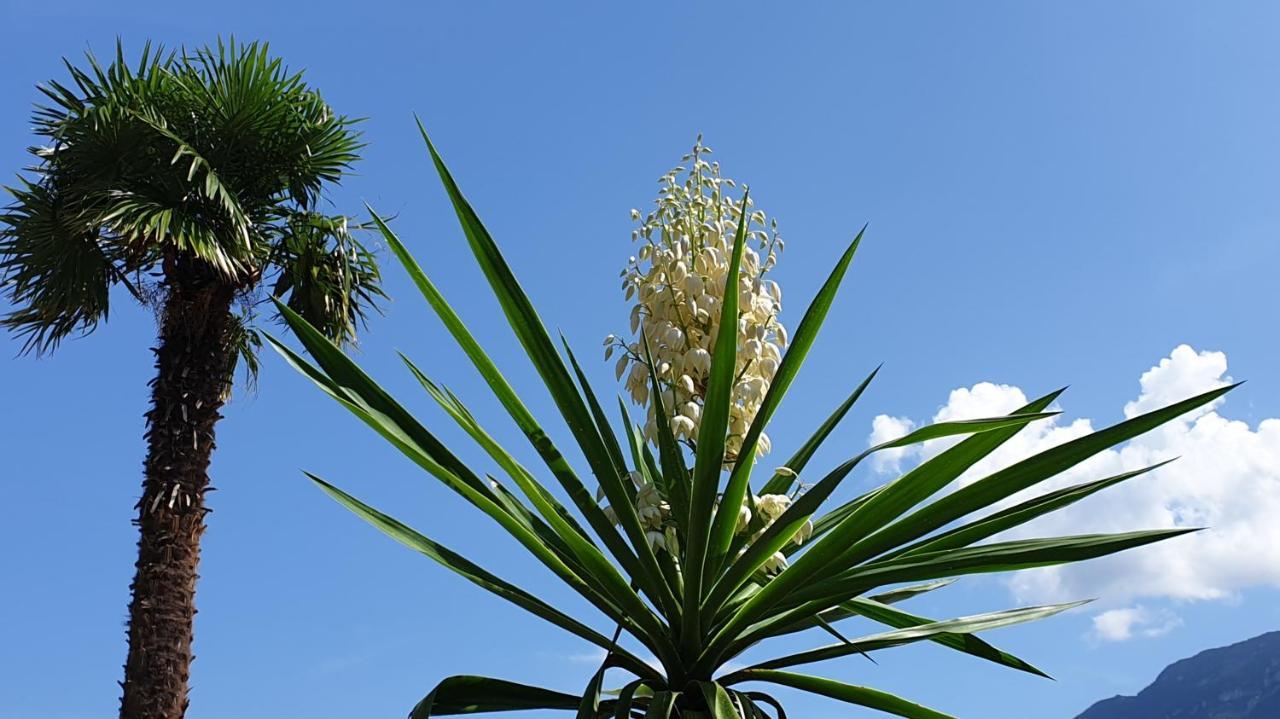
[
  {"left": 867, "top": 345, "right": 1280, "bottom": 638},
  {"left": 868, "top": 414, "right": 916, "bottom": 473},
  {"left": 1091, "top": 605, "right": 1183, "bottom": 642}
]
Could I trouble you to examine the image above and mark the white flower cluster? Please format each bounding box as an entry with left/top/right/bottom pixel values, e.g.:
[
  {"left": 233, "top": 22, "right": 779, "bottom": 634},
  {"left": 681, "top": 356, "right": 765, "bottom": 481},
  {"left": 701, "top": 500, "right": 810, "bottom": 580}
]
[{"left": 606, "top": 137, "right": 787, "bottom": 465}]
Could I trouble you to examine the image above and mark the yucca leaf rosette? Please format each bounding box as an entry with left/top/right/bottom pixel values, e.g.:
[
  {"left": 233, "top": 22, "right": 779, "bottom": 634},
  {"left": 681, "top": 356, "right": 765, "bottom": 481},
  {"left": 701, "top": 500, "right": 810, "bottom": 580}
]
[{"left": 272, "top": 126, "right": 1227, "bottom": 718}]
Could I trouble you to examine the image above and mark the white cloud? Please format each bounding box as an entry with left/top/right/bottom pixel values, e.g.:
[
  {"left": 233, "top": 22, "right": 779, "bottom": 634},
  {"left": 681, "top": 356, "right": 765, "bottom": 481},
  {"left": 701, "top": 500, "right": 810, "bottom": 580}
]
[
  {"left": 1091, "top": 605, "right": 1183, "bottom": 642},
  {"left": 867, "top": 345, "right": 1280, "bottom": 638},
  {"left": 868, "top": 414, "right": 916, "bottom": 473},
  {"left": 566, "top": 649, "right": 610, "bottom": 664},
  {"left": 566, "top": 647, "right": 663, "bottom": 673},
  {"left": 1122, "top": 344, "right": 1230, "bottom": 420}
]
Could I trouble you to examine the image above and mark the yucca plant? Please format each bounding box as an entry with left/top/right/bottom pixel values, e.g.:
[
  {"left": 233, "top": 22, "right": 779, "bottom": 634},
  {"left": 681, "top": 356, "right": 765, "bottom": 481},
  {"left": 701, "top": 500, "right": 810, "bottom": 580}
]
[{"left": 271, "top": 125, "right": 1230, "bottom": 718}]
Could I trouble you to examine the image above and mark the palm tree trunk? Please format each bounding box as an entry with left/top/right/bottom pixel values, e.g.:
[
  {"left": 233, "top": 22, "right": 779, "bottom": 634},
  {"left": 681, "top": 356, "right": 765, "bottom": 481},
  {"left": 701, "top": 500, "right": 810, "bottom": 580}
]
[{"left": 120, "top": 257, "right": 236, "bottom": 719}]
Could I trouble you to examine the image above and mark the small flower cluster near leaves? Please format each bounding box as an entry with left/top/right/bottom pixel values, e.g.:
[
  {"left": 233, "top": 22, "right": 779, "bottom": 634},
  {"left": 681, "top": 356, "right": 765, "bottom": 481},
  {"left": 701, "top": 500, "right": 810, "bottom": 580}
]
[{"left": 602, "top": 470, "right": 814, "bottom": 573}]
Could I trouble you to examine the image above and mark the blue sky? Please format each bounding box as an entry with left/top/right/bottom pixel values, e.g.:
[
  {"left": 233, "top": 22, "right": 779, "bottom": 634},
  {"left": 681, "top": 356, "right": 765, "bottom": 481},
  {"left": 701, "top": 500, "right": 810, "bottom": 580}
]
[{"left": 3, "top": 2, "right": 1279, "bottom": 718}]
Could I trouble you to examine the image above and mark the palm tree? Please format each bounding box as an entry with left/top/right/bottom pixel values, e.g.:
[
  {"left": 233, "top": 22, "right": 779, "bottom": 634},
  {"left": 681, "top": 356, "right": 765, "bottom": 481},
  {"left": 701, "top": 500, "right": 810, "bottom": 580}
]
[{"left": 0, "top": 40, "right": 383, "bottom": 719}]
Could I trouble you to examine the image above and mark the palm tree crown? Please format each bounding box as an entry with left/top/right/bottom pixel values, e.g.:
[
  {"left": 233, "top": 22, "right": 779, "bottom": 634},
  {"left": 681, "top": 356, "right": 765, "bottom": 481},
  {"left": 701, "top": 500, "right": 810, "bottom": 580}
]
[{"left": 1, "top": 38, "right": 382, "bottom": 366}]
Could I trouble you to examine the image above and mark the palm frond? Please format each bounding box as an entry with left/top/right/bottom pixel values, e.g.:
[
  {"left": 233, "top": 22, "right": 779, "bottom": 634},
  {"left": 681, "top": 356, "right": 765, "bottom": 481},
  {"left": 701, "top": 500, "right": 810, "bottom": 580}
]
[
  {"left": 0, "top": 179, "right": 117, "bottom": 354},
  {"left": 268, "top": 212, "right": 384, "bottom": 347}
]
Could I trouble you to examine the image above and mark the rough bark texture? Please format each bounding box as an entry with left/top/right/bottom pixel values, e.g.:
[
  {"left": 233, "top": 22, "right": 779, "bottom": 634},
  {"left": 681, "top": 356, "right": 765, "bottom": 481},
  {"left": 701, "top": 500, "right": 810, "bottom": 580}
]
[{"left": 120, "top": 256, "right": 236, "bottom": 719}]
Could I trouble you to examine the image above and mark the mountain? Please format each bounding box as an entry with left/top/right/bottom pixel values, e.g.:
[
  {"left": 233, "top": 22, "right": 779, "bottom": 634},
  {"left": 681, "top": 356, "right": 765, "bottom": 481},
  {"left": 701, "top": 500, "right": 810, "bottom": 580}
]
[{"left": 1076, "top": 631, "right": 1280, "bottom": 719}]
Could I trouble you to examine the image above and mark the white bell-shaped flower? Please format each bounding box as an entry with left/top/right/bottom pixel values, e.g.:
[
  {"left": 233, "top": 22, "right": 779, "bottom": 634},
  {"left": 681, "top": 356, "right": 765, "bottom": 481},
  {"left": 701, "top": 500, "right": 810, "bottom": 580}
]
[
  {"left": 762, "top": 551, "right": 789, "bottom": 575},
  {"left": 756, "top": 494, "right": 792, "bottom": 521}
]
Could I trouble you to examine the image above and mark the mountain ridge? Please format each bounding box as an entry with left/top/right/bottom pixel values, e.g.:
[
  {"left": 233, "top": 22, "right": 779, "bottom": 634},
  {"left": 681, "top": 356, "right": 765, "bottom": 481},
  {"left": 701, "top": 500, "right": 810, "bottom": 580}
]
[{"left": 1075, "top": 631, "right": 1280, "bottom": 719}]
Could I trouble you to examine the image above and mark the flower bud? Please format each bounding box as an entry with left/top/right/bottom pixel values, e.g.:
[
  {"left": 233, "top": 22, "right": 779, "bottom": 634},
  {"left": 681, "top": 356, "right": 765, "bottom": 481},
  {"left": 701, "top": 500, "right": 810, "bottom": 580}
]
[
  {"left": 664, "top": 526, "right": 680, "bottom": 556},
  {"left": 792, "top": 519, "right": 814, "bottom": 546}
]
